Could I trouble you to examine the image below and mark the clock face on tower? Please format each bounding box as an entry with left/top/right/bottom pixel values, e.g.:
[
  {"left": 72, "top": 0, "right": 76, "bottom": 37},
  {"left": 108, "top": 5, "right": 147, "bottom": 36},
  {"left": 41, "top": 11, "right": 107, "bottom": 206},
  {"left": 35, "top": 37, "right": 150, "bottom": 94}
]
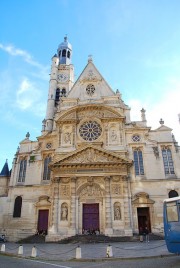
[{"left": 57, "top": 73, "right": 69, "bottom": 82}]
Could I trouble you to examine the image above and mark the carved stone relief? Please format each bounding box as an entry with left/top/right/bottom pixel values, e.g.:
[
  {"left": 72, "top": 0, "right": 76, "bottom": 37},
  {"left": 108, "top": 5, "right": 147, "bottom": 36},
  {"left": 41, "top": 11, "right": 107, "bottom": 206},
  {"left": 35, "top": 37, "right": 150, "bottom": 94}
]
[
  {"left": 60, "top": 185, "right": 70, "bottom": 196},
  {"left": 111, "top": 184, "right": 122, "bottom": 195},
  {"left": 77, "top": 108, "right": 120, "bottom": 120},
  {"left": 78, "top": 110, "right": 104, "bottom": 119},
  {"left": 108, "top": 124, "right": 120, "bottom": 145},
  {"left": 76, "top": 178, "right": 87, "bottom": 188},
  {"left": 63, "top": 148, "right": 112, "bottom": 164},
  {"left": 62, "top": 112, "right": 76, "bottom": 121},
  {"left": 103, "top": 111, "right": 119, "bottom": 118},
  {"left": 61, "top": 125, "right": 73, "bottom": 146},
  {"left": 79, "top": 184, "right": 103, "bottom": 197},
  {"left": 61, "top": 178, "right": 70, "bottom": 183}
]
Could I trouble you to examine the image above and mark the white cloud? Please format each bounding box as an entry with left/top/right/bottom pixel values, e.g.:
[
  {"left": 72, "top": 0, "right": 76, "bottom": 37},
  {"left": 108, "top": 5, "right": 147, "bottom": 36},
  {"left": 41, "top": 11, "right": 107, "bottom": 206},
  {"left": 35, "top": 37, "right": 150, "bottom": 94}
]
[
  {"left": 0, "top": 43, "right": 49, "bottom": 81},
  {"left": 0, "top": 43, "right": 42, "bottom": 68},
  {"left": 16, "top": 78, "right": 46, "bottom": 116}
]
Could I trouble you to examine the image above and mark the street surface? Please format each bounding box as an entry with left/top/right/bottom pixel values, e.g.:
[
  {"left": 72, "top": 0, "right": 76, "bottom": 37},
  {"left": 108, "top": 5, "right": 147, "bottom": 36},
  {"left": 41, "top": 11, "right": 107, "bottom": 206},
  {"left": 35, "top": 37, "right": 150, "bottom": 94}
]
[{"left": 0, "top": 254, "right": 180, "bottom": 268}]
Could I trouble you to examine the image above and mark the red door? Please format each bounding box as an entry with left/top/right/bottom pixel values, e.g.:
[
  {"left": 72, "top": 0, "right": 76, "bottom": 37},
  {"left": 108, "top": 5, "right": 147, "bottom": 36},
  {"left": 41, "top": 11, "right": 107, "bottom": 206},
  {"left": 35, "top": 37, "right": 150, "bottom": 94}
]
[
  {"left": 83, "top": 204, "right": 99, "bottom": 231},
  {"left": 38, "top": 210, "right": 49, "bottom": 233}
]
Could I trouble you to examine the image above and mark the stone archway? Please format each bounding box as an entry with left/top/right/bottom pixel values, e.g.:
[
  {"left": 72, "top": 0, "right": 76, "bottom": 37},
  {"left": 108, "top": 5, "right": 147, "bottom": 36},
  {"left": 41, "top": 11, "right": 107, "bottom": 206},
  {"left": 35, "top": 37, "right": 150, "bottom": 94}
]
[
  {"left": 132, "top": 192, "right": 155, "bottom": 233},
  {"left": 77, "top": 181, "right": 104, "bottom": 234},
  {"left": 35, "top": 196, "right": 51, "bottom": 234}
]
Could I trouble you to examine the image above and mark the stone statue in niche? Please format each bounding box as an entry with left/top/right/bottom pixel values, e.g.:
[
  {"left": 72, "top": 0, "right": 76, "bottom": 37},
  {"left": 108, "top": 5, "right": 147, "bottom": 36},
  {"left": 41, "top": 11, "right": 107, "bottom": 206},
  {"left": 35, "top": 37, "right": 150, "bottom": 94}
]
[
  {"left": 64, "top": 132, "right": 71, "bottom": 144},
  {"left": 110, "top": 128, "right": 118, "bottom": 144},
  {"left": 111, "top": 129, "right": 117, "bottom": 141},
  {"left": 61, "top": 203, "right": 68, "bottom": 221},
  {"left": 114, "top": 203, "right": 121, "bottom": 220}
]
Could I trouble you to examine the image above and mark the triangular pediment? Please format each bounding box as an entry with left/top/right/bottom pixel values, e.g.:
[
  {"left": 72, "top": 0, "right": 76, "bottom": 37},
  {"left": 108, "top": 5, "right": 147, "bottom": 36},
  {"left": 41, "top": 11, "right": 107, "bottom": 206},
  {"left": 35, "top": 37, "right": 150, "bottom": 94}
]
[
  {"left": 51, "top": 145, "right": 132, "bottom": 167},
  {"left": 155, "top": 125, "right": 172, "bottom": 131},
  {"left": 68, "top": 60, "right": 115, "bottom": 101}
]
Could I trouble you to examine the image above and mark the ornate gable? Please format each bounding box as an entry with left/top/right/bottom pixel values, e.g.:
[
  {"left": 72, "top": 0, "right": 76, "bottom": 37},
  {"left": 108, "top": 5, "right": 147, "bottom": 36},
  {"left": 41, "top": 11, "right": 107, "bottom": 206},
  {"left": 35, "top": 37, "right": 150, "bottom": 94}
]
[
  {"left": 67, "top": 60, "right": 115, "bottom": 100},
  {"left": 51, "top": 145, "right": 132, "bottom": 168}
]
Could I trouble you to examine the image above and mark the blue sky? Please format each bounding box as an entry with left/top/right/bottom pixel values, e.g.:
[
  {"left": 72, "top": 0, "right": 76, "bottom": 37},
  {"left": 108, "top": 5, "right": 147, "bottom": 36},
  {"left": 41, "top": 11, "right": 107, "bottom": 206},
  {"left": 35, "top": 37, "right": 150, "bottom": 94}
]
[{"left": 0, "top": 0, "right": 180, "bottom": 168}]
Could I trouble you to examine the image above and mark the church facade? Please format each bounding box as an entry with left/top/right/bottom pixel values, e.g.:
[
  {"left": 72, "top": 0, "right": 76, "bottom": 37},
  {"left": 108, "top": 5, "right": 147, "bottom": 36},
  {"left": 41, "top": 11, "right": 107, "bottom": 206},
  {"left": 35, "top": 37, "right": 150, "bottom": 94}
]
[{"left": 0, "top": 37, "right": 180, "bottom": 242}]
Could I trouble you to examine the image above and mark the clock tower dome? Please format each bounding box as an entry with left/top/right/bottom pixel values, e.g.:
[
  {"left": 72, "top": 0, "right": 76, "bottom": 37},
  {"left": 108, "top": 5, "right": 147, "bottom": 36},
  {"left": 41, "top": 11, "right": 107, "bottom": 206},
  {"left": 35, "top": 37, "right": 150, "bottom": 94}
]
[{"left": 45, "top": 37, "right": 74, "bottom": 132}]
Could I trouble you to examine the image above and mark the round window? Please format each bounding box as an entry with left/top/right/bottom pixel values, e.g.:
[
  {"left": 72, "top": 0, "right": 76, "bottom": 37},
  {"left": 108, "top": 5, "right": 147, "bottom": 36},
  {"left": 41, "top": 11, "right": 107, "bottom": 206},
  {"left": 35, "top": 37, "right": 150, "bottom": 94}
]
[
  {"left": 79, "top": 121, "right": 102, "bottom": 141},
  {"left": 86, "top": 84, "right": 95, "bottom": 96}
]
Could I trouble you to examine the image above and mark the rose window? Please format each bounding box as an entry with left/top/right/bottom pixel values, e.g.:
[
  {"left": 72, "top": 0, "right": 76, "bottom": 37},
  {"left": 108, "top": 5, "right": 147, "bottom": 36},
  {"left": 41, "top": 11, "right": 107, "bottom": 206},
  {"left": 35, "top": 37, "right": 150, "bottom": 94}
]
[
  {"left": 86, "top": 84, "right": 95, "bottom": 96},
  {"left": 79, "top": 121, "right": 102, "bottom": 141}
]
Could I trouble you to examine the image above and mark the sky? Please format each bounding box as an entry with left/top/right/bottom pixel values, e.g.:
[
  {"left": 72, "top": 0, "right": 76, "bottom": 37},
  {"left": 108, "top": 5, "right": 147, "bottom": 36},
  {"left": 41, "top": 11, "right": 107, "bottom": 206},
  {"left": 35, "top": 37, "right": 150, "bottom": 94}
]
[{"left": 0, "top": 0, "right": 180, "bottom": 169}]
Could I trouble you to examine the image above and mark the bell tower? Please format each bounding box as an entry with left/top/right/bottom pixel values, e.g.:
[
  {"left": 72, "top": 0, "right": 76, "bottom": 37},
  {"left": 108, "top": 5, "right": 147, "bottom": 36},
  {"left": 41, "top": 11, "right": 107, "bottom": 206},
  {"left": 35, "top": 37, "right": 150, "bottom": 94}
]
[{"left": 45, "top": 37, "right": 74, "bottom": 132}]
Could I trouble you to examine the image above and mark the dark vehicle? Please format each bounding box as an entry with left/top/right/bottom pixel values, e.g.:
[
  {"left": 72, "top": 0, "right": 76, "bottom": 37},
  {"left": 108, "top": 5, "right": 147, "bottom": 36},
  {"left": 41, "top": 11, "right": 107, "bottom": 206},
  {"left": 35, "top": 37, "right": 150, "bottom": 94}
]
[{"left": 163, "top": 196, "right": 180, "bottom": 254}]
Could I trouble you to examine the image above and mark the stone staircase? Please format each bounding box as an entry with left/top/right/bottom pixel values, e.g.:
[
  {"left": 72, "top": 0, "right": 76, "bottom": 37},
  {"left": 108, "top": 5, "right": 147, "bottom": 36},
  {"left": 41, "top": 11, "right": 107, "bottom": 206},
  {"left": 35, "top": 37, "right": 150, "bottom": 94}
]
[
  {"left": 17, "top": 234, "right": 46, "bottom": 244},
  {"left": 17, "top": 233, "right": 164, "bottom": 244},
  {"left": 56, "top": 233, "right": 164, "bottom": 244}
]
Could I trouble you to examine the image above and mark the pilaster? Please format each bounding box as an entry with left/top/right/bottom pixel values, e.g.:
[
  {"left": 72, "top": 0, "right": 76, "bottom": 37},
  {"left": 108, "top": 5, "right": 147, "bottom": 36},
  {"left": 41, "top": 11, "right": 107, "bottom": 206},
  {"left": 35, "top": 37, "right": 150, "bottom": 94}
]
[
  {"left": 104, "top": 176, "right": 113, "bottom": 235},
  {"left": 68, "top": 177, "right": 76, "bottom": 235}
]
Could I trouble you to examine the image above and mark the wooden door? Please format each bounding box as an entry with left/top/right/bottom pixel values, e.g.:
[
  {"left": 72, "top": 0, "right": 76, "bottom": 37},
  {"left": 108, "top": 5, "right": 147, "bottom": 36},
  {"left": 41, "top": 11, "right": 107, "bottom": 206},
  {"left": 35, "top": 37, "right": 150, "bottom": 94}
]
[
  {"left": 83, "top": 203, "right": 99, "bottom": 231},
  {"left": 37, "top": 209, "right": 49, "bottom": 233}
]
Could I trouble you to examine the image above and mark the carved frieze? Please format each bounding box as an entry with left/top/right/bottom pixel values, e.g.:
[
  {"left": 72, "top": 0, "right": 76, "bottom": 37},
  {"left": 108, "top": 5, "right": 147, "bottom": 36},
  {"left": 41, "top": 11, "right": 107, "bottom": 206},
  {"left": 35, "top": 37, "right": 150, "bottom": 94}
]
[
  {"left": 79, "top": 184, "right": 103, "bottom": 197},
  {"left": 60, "top": 112, "right": 77, "bottom": 121},
  {"left": 103, "top": 111, "right": 119, "bottom": 118},
  {"left": 78, "top": 109, "right": 104, "bottom": 119}
]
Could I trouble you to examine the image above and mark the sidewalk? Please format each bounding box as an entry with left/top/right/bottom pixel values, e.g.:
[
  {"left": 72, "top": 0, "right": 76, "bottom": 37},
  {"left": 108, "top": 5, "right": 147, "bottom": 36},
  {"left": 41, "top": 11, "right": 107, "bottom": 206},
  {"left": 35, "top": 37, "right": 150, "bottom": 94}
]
[{"left": 0, "top": 240, "right": 173, "bottom": 261}]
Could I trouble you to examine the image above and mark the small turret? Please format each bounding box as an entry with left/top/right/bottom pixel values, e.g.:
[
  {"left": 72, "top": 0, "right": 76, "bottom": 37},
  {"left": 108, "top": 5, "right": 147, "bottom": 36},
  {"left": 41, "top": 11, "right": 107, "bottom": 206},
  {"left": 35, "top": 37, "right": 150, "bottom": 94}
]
[{"left": 57, "top": 36, "right": 72, "bottom": 65}]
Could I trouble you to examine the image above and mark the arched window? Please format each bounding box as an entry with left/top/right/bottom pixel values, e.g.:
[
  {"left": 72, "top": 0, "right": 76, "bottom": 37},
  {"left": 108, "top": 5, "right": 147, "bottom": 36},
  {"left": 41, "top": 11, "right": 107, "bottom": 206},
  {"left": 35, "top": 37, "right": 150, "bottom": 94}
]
[
  {"left": 13, "top": 196, "right": 22, "bottom": 218},
  {"left": 62, "top": 49, "right": 66, "bottom": 57},
  {"left": 18, "top": 159, "right": 27, "bottom": 182},
  {"left": 55, "top": 88, "right": 60, "bottom": 101},
  {"left": 67, "top": 50, "right": 70, "bottom": 58},
  {"left": 169, "top": 190, "right": 178, "bottom": 198},
  {"left": 61, "top": 88, "right": 66, "bottom": 97},
  {"left": 59, "top": 50, "right": 61, "bottom": 57},
  {"left": 133, "top": 149, "right": 144, "bottom": 175},
  {"left": 43, "top": 156, "right": 51, "bottom": 180},
  {"left": 162, "top": 147, "right": 175, "bottom": 175}
]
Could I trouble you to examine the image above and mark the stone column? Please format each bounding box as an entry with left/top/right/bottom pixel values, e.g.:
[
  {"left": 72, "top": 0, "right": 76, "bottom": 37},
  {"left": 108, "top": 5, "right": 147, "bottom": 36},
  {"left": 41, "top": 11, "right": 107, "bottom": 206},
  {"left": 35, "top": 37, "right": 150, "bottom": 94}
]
[
  {"left": 104, "top": 177, "right": 113, "bottom": 235},
  {"left": 123, "top": 176, "right": 133, "bottom": 236},
  {"left": 69, "top": 177, "right": 76, "bottom": 235}
]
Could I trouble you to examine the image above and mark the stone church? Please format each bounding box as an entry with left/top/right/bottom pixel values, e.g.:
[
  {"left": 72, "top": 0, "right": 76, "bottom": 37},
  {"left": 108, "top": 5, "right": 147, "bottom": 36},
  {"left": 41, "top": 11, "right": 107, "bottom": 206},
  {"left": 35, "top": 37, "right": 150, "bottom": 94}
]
[{"left": 0, "top": 37, "right": 180, "bottom": 242}]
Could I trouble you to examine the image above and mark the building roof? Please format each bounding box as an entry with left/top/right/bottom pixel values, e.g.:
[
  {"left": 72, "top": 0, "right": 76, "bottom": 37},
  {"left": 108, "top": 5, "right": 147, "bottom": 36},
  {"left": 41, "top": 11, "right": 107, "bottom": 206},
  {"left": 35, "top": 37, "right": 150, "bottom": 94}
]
[{"left": 0, "top": 160, "right": 10, "bottom": 177}]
